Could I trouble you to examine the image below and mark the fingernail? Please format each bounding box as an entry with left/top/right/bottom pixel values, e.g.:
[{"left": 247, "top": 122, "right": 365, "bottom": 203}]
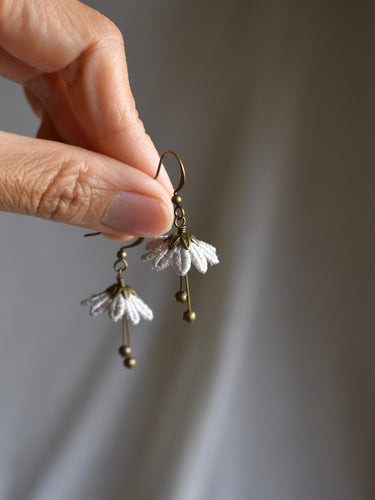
[{"left": 102, "top": 192, "right": 167, "bottom": 236}]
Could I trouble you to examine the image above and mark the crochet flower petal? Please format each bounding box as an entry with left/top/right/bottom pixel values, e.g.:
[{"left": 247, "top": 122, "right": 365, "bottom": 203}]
[
  {"left": 142, "top": 239, "right": 169, "bottom": 262},
  {"left": 190, "top": 242, "right": 208, "bottom": 274},
  {"left": 80, "top": 291, "right": 107, "bottom": 307},
  {"left": 173, "top": 247, "right": 191, "bottom": 276},
  {"left": 142, "top": 235, "right": 218, "bottom": 276},
  {"left": 199, "top": 240, "right": 219, "bottom": 266},
  {"left": 124, "top": 295, "right": 141, "bottom": 325},
  {"left": 141, "top": 251, "right": 153, "bottom": 261},
  {"left": 131, "top": 295, "right": 153, "bottom": 322},
  {"left": 153, "top": 246, "right": 176, "bottom": 271},
  {"left": 81, "top": 292, "right": 112, "bottom": 316},
  {"left": 150, "top": 246, "right": 170, "bottom": 267},
  {"left": 90, "top": 294, "right": 112, "bottom": 315},
  {"left": 109, "top": 293, "right": 126, "bottom": 322},
  {"left": 144, "top": 236, "right": 168, "bottom": 251}
]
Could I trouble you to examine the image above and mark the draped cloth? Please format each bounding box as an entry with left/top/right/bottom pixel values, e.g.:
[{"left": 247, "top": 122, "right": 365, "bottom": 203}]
[{"left": 0, "top": 1, "right": 374, "bottom": 499}]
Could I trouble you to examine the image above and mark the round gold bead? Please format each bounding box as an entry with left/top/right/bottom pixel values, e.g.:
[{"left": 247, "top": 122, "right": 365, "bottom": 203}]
[
  {"left": 183, "top": 310, "right": 196, "bottom": 323},
  {"left": 117, "top": 250, "right": 127, "bottom": 260},
  {"left": 172, "top": 194, "right": 182, "bottom": 205},
  {"left": 124, "top": 357, "right": 136, "bottom": 368},
  {"left": 175, "top": 291, "right": 188, "bottom": 303},
  {"left": 118, "top": 345, "right": 132, "bottom": 357}
]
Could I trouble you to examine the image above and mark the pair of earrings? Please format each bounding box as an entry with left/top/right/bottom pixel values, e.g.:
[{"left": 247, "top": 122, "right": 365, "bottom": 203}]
[{"left": 81, "top": 151, "right": 219, "bottom": 369}]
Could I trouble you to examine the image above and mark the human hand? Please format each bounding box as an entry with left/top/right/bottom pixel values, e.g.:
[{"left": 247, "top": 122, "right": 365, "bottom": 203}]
[{"left": 0, "top": 0, "right": 173, "bottom": 239}]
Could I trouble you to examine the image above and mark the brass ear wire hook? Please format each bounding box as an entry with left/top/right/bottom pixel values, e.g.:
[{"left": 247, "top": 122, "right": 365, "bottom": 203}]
[
  {"left": 116, "top": 237, "right": 144, "bottom": 250},
  {"left": 112, "top": 237, "right": 145, "bottom": 286},
  {"left": 112, "top": 237, "right": 144, "bottom": 281},
  {"left": 84, "top": 232, "right": 145, "bottom": 245},
  {"left": 155, "top": 151, "right": 191, "bottom": 237},
  {"left": 84, "top": 231, "right": 101, "bottom": 237},
  {"left": 154, "top": 150, "right": 186, "bottom": 195}
]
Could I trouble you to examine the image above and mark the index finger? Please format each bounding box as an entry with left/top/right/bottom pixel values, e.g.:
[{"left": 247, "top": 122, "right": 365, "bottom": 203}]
[{"left": 0, "top": 0, "right": 172, "bottom": 190}]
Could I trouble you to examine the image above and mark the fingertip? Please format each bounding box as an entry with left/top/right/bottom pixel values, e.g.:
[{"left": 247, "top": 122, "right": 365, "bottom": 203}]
[{"left": 100, "top": 191, "right": 173, "bottom": 238}]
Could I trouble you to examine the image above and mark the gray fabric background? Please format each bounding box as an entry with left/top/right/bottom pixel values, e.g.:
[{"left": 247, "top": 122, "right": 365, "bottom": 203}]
[{"left": 0, "top": 1, "right": 374, "bottom": 499}]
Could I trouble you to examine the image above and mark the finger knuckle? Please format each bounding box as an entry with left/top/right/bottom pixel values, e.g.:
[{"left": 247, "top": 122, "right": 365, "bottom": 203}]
[
  {"left": 35, "top": 156, "right": 92, "bottom": 224},
  {"left": 93, "top": 13, "right": 123, "bottom": 45}
]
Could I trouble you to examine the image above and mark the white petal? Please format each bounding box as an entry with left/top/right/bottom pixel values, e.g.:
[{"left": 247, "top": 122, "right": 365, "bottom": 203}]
[
  {"left": 151, "top": 247, "right": 171, "bottom": 269},
  {"left": 173, "top": 247, "right": 191, "bottom": 276},
  {"left": 142, "top": 241, "right": 175, "bottom": 272},
  {"left": 80, "top": 291, "right": 108, "bottom": 306},
  {"left": 199, "top": 240, "right": 219, "bottom": 266},
  {"left": 142, "top": 249, "right": 156, "bottom": 262},
  {"left": 124, "top": 295, "right": 141, "bottom": 325},
  {"left": 144, "top": 236, "right": 167, "bottom": 251},
  {"left": 142, "top": 239, "right": 169, "bottom": 263},
  {"left": 81, "top": 291, "right": 113, "bottom": 316},
  {"left": 153, "top": 247, "right": 175, "bottom": 271},
  {"left": 190, "top": 242, "right": 208, "bottom": 274},
  {"left": 131, "top": 295, "right": 154, "bottom": 321},
  {"left": 90, "top": 295, "right": 112, "bottom": 315},
  {"left": 141, "top": 249, "right": 155, "bottom": 261},
  {"left": 109, "top": 294, "right": 126, "bottom": 322},
  {"left": 80, "top": 297, "right": 93, "bottom": 306}
]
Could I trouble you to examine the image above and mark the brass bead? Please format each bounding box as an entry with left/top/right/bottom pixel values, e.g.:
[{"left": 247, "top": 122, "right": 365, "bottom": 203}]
[
  {"left": 118, "top": 345, "right": 132, "bottom": 357},
  {"left": 183, "top": 310, "right": 196, "bottom": 323},
  {"left": 175, "top": 290, "right": 188, "bottom": 303},
  {"left": 124, "top": 357, "right": 136, "bottom": 368},
  {"left": 117, "top": 250, "right": 127, "bottom": 260},
  {"left": 172, "top": 194, "right": 182, "bottom": 205}
]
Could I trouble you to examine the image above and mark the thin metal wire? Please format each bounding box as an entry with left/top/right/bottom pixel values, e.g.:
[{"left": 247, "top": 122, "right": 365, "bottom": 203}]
[
  {"left": 84, "top": 231, "right": 101, "bottom": 237},
  {"left": 118, "top": 237, "right": 144, "bottom": 251},
  {"left": 114, "top": 261, "right": 128, "bottom": 273},
  {"left": 184, "top": 273, "right": 192, "bottom": 314},
  {"left": 122, "top": 316, "right": 130, "bottom": 347},
  {"left": 154, "top": 151, "right": 186, "bottom": 194},
  {"left": 112, "top": 237, "right": 144, "bottom": 279}
]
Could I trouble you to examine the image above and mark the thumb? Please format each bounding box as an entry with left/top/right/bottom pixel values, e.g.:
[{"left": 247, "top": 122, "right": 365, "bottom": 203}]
[{"left": 0, "top": 132, "right": 173, "bottom": 238}]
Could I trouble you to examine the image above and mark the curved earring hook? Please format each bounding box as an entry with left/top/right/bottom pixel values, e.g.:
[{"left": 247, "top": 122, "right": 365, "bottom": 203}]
[
  {"left": 84, "top": 231, "right": 144, "bottom": 250},
  {"left": 154, "top": 150, "right": 186, "bottom": 194},
  {"left": 119, "top": 236, "right": 144, "bottom": 250}
]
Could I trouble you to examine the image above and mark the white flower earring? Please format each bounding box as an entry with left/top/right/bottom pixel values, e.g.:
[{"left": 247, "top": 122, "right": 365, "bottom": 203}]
[
  {"left": 81, "top": 238, "right": 153, "bottom": 368},
  {"left": 142, "top": 151, "right": 219, "bottom": 322}
]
